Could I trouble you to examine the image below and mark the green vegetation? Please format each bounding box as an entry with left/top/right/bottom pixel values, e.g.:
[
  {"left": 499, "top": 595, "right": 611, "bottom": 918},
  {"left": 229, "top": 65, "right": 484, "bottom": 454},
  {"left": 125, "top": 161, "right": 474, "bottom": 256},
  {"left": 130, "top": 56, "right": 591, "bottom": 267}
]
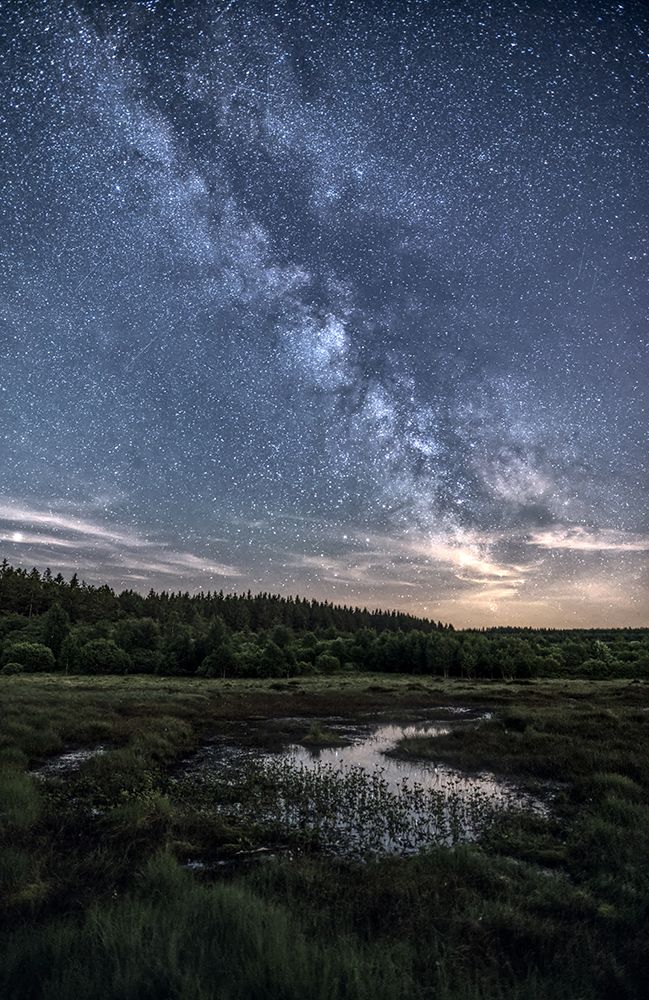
[
  {"left": 0, "top": 672, "right": 647, "bottom": 998},
  {"left": 301, "top": 720, "right": 350, "bottom": 747},
  {"left": 201, "top": 753, "right": 521, "bottom": 857},
  {"left": 2, "top": 852, "right": 407, "bottom": 1000},
  {"left": 396, "top": 698, "right": 649, "bottom": 782},
  {"left": 1, "top": 559, "right": 648, "bottom": 679}
]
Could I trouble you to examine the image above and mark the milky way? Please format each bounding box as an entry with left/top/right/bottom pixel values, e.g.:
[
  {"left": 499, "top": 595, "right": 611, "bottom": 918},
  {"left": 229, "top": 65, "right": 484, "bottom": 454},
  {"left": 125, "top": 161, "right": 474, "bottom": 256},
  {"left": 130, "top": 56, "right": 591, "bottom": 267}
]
[{"left": 1, "top": 0, "right": 647, "bottom": 626}]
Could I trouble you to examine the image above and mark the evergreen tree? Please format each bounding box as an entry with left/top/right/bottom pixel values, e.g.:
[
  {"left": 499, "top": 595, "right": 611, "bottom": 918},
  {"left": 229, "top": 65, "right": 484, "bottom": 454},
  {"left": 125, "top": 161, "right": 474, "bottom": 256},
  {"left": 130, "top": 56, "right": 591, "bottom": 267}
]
[{"left": 42, "top": 602, "right": 70, "bottom": 660}]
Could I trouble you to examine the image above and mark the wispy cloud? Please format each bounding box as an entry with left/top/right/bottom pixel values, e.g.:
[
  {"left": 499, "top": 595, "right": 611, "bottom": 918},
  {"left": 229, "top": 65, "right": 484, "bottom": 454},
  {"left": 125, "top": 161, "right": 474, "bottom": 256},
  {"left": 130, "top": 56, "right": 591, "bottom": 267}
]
[
  {"left": 0, "top": 503, "right": 148, "bottom": 548},
  {"left": 0, "top": 531, "right": 80, "bottom": 549},
  {"left": 0, "top": 501, "right": 241, "bottom": 585},
  {"left": 528, "top": 526, "right": 649, "bottom": 552},
  {"left": 354, "top": 529, "right": 530, "bottom": 584},
  {"left": 287, "top": 526, "right": 532, "bottom": 600}
]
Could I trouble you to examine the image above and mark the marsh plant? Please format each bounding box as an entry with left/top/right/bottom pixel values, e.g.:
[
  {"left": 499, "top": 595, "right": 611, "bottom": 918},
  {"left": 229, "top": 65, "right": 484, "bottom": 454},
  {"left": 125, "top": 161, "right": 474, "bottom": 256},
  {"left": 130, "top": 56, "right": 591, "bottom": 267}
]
[{"left": 203, "top": 756, "right": 538, "bottom": 858}]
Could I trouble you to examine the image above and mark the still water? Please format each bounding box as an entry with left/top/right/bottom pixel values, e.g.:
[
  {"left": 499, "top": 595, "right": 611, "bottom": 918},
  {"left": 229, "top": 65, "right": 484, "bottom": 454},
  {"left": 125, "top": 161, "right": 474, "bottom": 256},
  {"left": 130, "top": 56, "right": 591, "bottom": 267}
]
[{"left": 186, "top": 711, "right": 546, "bottom": 857}]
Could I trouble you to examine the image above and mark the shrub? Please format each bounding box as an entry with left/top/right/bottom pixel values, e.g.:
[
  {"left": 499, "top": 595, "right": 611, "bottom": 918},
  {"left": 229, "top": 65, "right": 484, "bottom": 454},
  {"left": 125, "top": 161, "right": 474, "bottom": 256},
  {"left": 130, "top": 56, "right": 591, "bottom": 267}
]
[
  {"left": 127, "top": 649, "right": 164, "bottom": 674},
  {"left": 315, "top": 653, "right": 341, "bottom": 674},
  {"left": 79, "top": 640, "right": 132, "bottom": 675},
  {"left": 0, "top": 663, "right": 24, "bottom": 676},
  {"left": 115, "top": 618, "right": 160, "bottom": 653},
  {"left": 576, "top": 658, "right": 613, "bottom": 679},
  {"left": 1, "top": 642, "right": 55, "bottom": 672},
  {"left": 198, "top": 644, "right": 239, "bottom": 678}
]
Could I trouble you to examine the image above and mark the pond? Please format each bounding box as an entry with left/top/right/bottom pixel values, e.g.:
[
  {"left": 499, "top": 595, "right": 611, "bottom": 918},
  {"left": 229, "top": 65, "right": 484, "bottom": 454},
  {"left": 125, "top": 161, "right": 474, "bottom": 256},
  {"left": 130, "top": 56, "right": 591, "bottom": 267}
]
[{"left": 182, "top": 710, "right": 547, "bottom": 859}]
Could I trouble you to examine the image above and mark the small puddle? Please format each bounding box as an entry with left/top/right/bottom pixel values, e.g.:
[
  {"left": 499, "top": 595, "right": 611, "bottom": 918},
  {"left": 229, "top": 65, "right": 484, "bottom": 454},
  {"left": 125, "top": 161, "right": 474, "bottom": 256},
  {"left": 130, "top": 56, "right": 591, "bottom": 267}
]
[
  {"left": 32, "top": 745, "right": 107, "bottom": 777},
  {"left": 182, "top": 710, "right": 547, "bottom": 858}
]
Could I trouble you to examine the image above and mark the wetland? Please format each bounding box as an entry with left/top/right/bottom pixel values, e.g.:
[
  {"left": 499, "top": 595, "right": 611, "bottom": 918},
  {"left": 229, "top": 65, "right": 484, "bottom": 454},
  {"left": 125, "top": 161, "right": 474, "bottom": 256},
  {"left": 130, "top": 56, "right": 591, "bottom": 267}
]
[{"left": 1, "top": 672, "right": 648, "bottom": 999}]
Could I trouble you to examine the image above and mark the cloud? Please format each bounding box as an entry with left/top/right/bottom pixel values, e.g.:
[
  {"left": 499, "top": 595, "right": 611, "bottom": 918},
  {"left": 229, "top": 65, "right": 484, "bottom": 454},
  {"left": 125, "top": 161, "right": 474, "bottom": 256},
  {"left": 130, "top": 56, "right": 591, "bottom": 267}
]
[
  {"left": 0, "top": 501, "right": 241, "bottom": 585},
  {"left": 0, "top": 503, "right": 147, "bottom": 548},
  {"left": 288, "top": 526, "right": 531, "bottom": 599},
  {"left": 0, "top": 532, "right": 79, "bottom": 550},
  {"left": 528, "top": 526, "right": 649, "bottom": 552},
  {"left": 479, "top": 450, "right": 554, "bottom": 504},
  {"left": 424, "top": 534, "right": 527, "bottom": 583}
]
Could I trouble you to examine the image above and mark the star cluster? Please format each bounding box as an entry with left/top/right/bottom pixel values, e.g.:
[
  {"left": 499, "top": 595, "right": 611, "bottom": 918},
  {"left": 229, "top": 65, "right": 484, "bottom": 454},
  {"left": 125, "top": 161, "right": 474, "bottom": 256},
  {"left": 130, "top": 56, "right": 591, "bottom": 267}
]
[{"left": 0, "top": 0, "right": 647, "bottom": 625}]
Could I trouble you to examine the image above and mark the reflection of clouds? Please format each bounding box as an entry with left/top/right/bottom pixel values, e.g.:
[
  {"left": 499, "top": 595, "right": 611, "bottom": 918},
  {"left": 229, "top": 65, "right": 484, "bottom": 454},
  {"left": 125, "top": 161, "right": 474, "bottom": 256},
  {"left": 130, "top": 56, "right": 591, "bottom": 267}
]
[{"left": 285, "top": 721, "right": 505, "bottom": 798}]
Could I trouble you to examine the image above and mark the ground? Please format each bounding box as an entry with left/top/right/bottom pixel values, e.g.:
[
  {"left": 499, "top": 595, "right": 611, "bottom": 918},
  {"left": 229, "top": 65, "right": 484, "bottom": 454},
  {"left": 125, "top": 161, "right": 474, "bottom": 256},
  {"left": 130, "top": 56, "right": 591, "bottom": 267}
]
[{"left": 1, "top": 673, "right": 648, "bottom": 999}]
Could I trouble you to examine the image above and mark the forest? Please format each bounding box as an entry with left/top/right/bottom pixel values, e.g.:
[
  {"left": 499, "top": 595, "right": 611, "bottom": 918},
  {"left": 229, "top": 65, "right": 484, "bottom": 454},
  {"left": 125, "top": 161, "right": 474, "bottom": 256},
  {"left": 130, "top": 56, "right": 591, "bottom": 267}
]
[{"left": 1, "top": 560, "right": 648, "bottom": 680}]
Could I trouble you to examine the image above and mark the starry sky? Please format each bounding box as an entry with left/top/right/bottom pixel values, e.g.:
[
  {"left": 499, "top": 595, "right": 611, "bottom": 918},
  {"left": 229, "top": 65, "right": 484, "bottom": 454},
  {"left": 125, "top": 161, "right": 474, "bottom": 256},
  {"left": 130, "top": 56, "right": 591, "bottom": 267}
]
[{"left": 1, "top": 0, "right": 647, "bottom": 627}]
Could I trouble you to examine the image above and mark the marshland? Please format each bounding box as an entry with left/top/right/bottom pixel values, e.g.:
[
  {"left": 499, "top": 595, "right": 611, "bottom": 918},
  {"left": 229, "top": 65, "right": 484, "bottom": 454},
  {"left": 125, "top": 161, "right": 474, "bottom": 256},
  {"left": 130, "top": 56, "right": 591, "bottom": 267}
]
[
  {"left": 2, "top": 671, "right": 649, "bottom": 999},
  {"left": 1, "top": 566, "right": 649, "bottom": 997}
]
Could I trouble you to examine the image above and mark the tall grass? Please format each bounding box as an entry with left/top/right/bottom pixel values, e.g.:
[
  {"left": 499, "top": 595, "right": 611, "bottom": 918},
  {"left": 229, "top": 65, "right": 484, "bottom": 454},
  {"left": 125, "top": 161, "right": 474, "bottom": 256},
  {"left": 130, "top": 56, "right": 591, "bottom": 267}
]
[
  {"left": 0, "top": 854, "right": 408, "bottom": 1000},
  {"left": 0, "top": 769, "right": 41, "bottom": 832}
]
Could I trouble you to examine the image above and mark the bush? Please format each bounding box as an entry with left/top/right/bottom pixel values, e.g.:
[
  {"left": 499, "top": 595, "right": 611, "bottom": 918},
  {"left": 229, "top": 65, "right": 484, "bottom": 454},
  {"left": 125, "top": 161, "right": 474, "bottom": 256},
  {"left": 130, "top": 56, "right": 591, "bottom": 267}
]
[
  {"left": 0, "top": 663, "right": 24, "bottom": 676},
  {"left": 315, "top": 653, "right": 341, "bottom": 674},
  {"left": 1, "top": 642, "right": 55, "bottom": 672},
  {"left": 78, "top": 639, "right": 132, "bottom": 675},
  {"left": 295, "top": 660, "right": 317, "bottom": 676},
  {"left": 127, "top": 649, "right": 164, "bottom": 674},
  {"left": 576, "top": 658, "right": 613, "bottom": 679},
  {"left": 198, "top": 644, "right": 239, "bottom": 678},
  {"left": 115, "top": 618, "right": 160, "bottom": 653},
  {"left": 256, "top": 641, "right": 287, "bottom": 678}
]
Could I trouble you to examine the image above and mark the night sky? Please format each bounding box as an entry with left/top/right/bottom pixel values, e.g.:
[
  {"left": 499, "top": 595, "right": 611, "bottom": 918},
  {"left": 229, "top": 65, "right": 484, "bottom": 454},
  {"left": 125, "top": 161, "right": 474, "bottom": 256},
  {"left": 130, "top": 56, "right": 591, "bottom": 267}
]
[{"left": 1, "top": 0, "right": 647, "bottom": 627}]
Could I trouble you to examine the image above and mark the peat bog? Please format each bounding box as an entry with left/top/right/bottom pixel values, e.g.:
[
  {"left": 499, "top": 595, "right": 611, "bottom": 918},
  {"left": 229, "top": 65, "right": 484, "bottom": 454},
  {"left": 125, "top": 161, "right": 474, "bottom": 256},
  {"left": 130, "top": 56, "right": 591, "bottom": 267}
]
[
  {"left": 179, "top": 710, "right": 547, "bottom": 858},
  {"left": 1, "top": 673, "right": 648, "bottom": 998}
]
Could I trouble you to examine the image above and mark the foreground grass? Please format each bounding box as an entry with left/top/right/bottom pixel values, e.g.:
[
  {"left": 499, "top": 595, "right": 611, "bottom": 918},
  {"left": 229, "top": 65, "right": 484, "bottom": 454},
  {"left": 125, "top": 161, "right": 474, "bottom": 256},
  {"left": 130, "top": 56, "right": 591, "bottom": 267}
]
[
  {"left": 2, "top": 853, "right": 408, "bottom": 1000},
  {"left": 1, "top": 674, "right": 648, "bottom": 998}
]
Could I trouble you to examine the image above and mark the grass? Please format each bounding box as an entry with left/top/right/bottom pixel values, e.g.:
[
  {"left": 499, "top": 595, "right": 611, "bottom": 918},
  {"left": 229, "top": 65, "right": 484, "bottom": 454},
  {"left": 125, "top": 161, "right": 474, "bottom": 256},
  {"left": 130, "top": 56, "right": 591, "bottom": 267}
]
[
  {"left": 0, "top": 769, "right": 41, "bottom": 832},
  {"left": 300, "top": 721, "right": 350, "bottom": 747},
  {"left": 1, "top": 853, "right": 409, "bottom": 1000},
  {"left": 394, "top": 694, "right": 649, "bottom": 784},
  {"left": 0, "top": 673, "right": 648, "bottom": 998}
]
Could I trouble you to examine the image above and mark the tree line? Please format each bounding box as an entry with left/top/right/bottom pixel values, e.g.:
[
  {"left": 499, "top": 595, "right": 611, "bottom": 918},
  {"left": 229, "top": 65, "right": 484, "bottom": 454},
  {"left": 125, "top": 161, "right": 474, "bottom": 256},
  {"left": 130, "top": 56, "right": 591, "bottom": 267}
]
[
  {"left": 0, "top": 560, "right": 647, "bottom": 680},
  {"left": 0, "top": 560, "right": 450, "bottom": 633}
]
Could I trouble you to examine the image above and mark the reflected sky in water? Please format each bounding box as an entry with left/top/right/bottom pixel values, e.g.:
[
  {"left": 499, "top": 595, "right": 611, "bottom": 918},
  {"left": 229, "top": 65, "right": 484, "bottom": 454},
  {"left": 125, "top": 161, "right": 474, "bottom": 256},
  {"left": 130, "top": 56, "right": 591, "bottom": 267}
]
[{"left": 274, "top": 716, "right": 527, "bottom": 805}]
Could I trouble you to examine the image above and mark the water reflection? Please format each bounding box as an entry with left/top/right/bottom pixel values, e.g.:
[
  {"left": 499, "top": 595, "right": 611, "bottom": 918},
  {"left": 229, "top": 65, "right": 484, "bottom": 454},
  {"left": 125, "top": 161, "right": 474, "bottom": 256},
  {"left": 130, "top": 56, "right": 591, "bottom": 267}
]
[
  {"left": 185, "top": 711, "right": 545, "bottom": 857},
  {"left": 31, "top": 744, "right": 107, "bottom": 777},
  {"left": 283, "top": 719, "right": 513, "bottom": 802}
]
